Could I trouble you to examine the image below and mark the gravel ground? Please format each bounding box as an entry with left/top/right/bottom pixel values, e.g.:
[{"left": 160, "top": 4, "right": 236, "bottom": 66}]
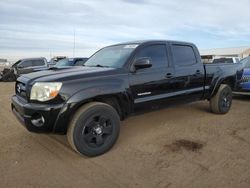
[{"left": 0, "top": 82, "right": 250, "bottom": 188}]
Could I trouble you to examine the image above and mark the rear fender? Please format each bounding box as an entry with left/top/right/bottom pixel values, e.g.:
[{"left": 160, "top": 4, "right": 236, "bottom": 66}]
[{"left": 210, "top": 76, "right": 235, "bottom": 98}]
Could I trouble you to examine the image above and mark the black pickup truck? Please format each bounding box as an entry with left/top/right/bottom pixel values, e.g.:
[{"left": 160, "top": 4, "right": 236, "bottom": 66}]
[{"left": 11, "top": 40, "right": 242, "bottom": 157}]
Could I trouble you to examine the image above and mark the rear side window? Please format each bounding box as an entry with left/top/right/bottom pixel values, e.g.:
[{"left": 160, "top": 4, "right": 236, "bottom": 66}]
[
  {"left": 32, "top": 59, "right": 45, "bottom": 66},
  {"left": 134, "top": 45, "right": 168, "bottom": 68},
  {"left": 172, "top": 45, "right": 197, "bottom": 66}
]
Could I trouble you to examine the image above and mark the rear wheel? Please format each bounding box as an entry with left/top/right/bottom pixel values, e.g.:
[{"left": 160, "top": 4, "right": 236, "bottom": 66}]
[
  {"left": 67, "top": 102, "right": 120, "bottom": 157},
  {"left": 210, "top": 84, "right": 232, "bottom": 114}
]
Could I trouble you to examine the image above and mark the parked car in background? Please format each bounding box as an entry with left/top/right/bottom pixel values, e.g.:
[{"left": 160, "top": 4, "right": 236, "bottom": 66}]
[
  {"left": 55, "top": 57, "right": 88, "bottom": 67},
  {"left": 0, "top": 62, "right": 11, "bottom": 67},
  {"left": 0, "top": 57, "right": 48, "bottom": 81},
  {"left": 49, "top": 56, "right": 67, "bottom": 67},
  {"left": 234, "top": 56, "right": 250, "bottom": 95},
  {"left": 212, "top": 57, "right": 241, "bottom": 64}
]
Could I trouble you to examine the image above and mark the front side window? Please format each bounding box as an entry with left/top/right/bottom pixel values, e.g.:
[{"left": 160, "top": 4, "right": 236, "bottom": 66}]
[
  {"left": 20, "top": 60, "right": 32, "bottom": 67},
  {"left": 172, "top": 45, "right": 197, "bottom": 66},
  {"left": 134, "top": 44, "right": 168, "bottom": 68}
]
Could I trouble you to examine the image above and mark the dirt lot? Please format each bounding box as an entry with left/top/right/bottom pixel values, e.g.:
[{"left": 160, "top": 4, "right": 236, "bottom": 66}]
[{"left": 0, "top": 82, "right": 250, "bottom": 188}]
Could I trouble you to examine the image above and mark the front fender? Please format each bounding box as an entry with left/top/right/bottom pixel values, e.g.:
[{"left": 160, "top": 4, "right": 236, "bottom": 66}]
[
  {"left": 52, "top": 75, "right": 131, "bottom": 133},
  {"left": 66, "top": 82, "right": 128, "bottom": 104}
]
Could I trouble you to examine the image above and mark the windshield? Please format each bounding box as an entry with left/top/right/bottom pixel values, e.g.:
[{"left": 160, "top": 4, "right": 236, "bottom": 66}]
[
  {"left": 84, "top": 44, "right": 138, "bottom": 68},
  {"left": 55, "top": 58, "right": 73, "bottom": 67},
  {"left": 240, "top": 57, "right": 250, "bottom": 68},
  {"left": 12, "top": 60, "right": 21, "bottom": 68}
]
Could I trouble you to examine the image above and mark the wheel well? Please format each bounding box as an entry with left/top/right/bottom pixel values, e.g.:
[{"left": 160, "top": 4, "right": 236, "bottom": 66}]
[
  {"left": 69, "top": 95, "right": 126, "bottom": 122},
  {"left": 221, "top": 77, "right": 235, "bottom": 89},
  {"left": 63, "top": 95, "right": 125, "bottom": 134},
  {"left": 94, "top": 95, "right": 125, "bottom": 120},
  {"left": 210, "top": 76, "right": 235, "bottom": 99}
]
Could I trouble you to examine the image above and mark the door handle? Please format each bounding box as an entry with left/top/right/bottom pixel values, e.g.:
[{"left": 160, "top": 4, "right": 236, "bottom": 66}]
[
  {"left": 166, "top": 73, "right": 173, "bottom": 78},
  {"left": 195, "top": 70, "right": 201, "bottom": 75}
]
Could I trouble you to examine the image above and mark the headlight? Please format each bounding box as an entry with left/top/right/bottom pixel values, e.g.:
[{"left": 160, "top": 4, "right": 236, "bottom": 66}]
[{"left": 30, "top": 82, "right": 62, "bottom": 102}]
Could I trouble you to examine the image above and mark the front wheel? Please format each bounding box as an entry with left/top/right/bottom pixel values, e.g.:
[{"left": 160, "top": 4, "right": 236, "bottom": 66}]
[
  {"left": 210, "top": 84, "right": 232, "bottom": 114},
  {"left": 67, "top": 102, "right": 120, "bottom": 157}
]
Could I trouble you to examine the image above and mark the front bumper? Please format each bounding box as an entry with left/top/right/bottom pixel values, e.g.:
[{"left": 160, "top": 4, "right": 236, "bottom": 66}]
[
  {"left": 233, "top": 82, "right": 250, "bottom": 95},
  {"left": 240, "top": 82, "right": 250, "bottom": 91},
  {"left": 11, "top": 95, "right": 64, "bottom": 133}
]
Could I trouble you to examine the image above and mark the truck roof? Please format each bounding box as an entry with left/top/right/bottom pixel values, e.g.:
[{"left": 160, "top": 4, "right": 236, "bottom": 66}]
[
  {"left": 115, "top": 40, "right": 195, "bottom": 46},
  {"left": 20, "top": 57, "right": 47, "bottom": 61}
]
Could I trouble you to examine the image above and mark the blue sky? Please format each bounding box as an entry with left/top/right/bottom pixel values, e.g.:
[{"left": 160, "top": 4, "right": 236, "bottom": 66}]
[{"left": 0, "top": 0, "right": 250, "bottom": 62}]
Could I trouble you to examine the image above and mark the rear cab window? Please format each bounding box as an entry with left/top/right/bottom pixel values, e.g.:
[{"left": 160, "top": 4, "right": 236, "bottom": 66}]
[{"left": 172, "top": 44, "right": 197, "bottom": 66}]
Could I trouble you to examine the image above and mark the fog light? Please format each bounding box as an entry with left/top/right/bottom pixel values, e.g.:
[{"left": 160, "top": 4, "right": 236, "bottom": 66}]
[{"left": 31, "top": 113, "right": 45, "bottom": 127}]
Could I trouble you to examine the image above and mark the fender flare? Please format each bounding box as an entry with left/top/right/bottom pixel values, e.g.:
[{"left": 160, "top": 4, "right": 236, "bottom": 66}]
[{"left": 210, "top": 75, "right": 236, "bottom": 98}]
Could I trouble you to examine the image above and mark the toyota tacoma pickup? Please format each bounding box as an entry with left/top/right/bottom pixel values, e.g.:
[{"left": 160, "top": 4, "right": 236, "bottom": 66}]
[{"left": 11, "top": 40, "right": 243, "bottom": 157}]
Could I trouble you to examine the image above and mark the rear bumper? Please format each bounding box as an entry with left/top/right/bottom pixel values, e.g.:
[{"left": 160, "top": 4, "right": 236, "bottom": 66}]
[{"left": 11, "top": 95, "right": 64, "bottom": 133}]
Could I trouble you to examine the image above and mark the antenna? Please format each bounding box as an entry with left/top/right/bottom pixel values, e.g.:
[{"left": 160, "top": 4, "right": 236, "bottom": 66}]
[{"left": 73, "top": 27, "right": 75, "bottom": 57}]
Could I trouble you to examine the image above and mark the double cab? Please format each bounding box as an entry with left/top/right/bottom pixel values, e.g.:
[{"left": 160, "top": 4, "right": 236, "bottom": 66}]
[{"left": 11, "top": 40, "right": 242, "bottom": 156}]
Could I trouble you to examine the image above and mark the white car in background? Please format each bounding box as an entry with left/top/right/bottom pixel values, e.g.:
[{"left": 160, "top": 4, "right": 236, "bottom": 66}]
[{"left": 212, "top": 57, "right": 241, "bottom": 64}]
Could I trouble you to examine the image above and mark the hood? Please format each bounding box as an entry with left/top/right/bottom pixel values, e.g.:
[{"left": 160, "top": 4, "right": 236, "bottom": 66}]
[{"left": 21, "top": 66, "right": 122, "bottom": 83}]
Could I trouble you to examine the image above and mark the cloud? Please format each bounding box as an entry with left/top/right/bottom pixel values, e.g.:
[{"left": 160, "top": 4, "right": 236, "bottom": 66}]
[{"left": 0, "top": 0, "right": 250, "bottom": 62}]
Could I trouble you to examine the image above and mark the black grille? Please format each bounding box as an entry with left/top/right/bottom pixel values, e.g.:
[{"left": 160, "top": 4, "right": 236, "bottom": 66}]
[
  {"left": 241, "top": 75, "right": 250, "bottom": 83},
  {"left": 16, "top": 81, "right": 27, "bottom": 100}
]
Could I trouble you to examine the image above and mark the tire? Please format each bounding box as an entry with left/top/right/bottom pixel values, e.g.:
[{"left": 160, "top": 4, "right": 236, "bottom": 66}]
[
  {"left": 67, "top": 102, "right": 120, "bottom": 157},
  {"left": 210, "top": 84, "right": 232, "bottom": 114}
]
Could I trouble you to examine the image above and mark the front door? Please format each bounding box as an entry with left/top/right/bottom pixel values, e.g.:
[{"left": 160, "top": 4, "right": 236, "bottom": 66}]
[{"left": 129, "top": 43, "right": 175, "bottom": 104}]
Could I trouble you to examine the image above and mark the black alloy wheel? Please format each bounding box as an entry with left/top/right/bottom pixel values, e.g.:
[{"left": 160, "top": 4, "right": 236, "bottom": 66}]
[{"left": 67, "top": 102, "right": 120, "bottom": 157}]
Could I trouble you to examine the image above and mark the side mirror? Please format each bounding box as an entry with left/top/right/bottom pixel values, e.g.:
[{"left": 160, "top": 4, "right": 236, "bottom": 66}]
[
  {"left": 134, "top": 57, "right": 152, "bottom": 70},
  {"left": 17, "top": 64, "right": 23, "bottom": 69}
]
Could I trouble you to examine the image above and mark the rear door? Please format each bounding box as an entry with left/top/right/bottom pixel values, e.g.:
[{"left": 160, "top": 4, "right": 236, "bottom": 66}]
[
  {"left": 169, "top": 42, "right": 205, "bottom": 100},
  {"left": 129, "top": 43, "right": 175, "bottom": 104}
]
